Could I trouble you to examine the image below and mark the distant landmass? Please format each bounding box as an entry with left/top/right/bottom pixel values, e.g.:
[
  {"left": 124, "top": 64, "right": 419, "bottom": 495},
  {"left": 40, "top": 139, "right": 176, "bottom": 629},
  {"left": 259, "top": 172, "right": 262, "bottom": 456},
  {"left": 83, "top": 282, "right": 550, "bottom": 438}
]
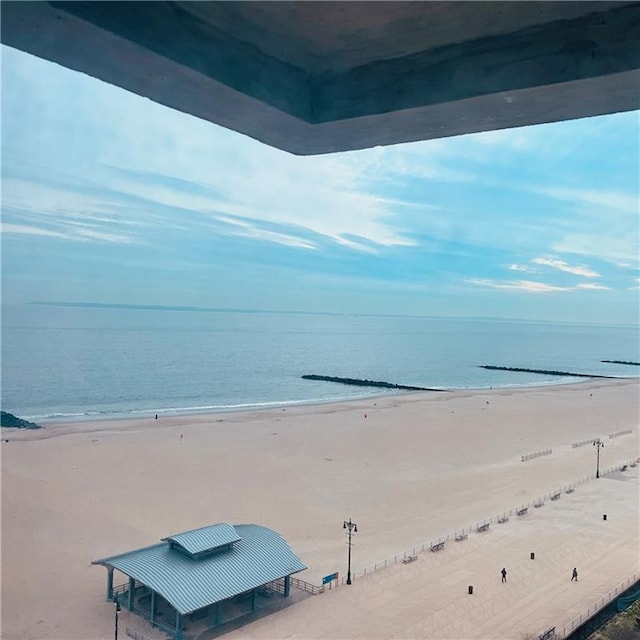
[
  {"left": 29, "top": 301, "right": 354, "bottom": 316},
  {"left": 1, "top": 411, "right": 41, "bottom": 429},
  {"left": 601, "top": 360, "right": 640, "bottom": 366}
]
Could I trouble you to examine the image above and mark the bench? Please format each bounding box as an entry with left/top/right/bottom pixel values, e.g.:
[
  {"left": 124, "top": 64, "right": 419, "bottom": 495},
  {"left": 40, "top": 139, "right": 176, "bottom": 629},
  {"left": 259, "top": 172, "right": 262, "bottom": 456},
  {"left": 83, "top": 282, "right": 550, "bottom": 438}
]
[
  {"left": 402, "top": 555, "right": 418, "bottom": 564},
  {"left": 430, "top": 541, "right": 445, "bottom": 552},
  {"left": 497, "top": 515, "right": 509, "bottom": 524},
  {"left": 476, "top": 523, "right": 490, "bottom": 533},
  {"left": 565, "top": 487, "right": 575, "bottom": 494},
  {"left": 550, "top": 493, "right": 561, "bottom": 501},
  {"left": 534, "top": 500, "right": 544, "bottom": 508},
  {"left": 538, "top": 626, "right": 556, "bottom": 640},
  {"left": 516, "top": 507, "right": 528, "bottom": 516},
  {"left": 454, "top": 533, "right": 468, "bottom": 542}
]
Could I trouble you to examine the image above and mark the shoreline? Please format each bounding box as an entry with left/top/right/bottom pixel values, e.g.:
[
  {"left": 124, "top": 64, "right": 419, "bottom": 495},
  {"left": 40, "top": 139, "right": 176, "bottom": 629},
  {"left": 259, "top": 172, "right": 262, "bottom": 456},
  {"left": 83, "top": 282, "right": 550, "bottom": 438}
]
[
  {"left": 7, "top": 373, "right": 637, "bottom": 429},
  {"left": 3, "top": 376, "right": 637, "bottom": 441},
  {"left": 2, "top": 375, "right": 638, "bottom": 639}
]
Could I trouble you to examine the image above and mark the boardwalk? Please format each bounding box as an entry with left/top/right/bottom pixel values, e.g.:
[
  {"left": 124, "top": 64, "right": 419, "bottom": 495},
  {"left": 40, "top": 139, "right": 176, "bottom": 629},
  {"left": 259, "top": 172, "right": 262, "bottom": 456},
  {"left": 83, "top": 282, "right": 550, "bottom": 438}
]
[{"left": 225, "top": 467, "right": 639, "bottom": 639}]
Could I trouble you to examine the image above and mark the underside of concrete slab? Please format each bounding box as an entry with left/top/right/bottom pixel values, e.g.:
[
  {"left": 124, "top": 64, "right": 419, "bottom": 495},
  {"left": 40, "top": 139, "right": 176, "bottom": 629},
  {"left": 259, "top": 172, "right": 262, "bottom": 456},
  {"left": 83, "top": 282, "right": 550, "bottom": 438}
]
[{"left": 2, "top": 1, "right": 639, "bottom": 154}]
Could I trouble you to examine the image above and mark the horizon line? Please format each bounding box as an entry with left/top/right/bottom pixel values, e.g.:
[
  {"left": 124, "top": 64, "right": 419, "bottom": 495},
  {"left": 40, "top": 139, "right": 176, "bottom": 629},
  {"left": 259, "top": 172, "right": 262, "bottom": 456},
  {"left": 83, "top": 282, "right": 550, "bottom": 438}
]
[{"left": 20, "top": 300, "right": 640, "bottom": 328}]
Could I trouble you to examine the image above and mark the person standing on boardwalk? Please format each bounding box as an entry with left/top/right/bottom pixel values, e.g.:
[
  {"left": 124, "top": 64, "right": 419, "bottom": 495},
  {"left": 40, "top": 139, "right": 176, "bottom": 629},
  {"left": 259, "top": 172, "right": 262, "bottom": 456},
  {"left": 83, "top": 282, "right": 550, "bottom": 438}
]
[
  {"left": 571, "top": 567, "right": 578, "bottom": 581},
  {"left": 501, "top": 568, "right": 507, "bottom": 583}
]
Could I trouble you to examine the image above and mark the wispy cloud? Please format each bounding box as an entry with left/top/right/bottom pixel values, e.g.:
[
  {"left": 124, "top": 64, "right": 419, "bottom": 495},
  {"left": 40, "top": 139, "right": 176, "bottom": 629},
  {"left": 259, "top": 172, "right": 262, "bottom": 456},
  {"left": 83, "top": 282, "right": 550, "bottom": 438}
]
[
  {"left": 468, "top": 279, "right": 611, "bottom": 293},
  {"left": 536, "top": 187, "right": 638, "bottom": 214},
  {"left": 508, "top": 264, "right": 533, "bottom": 273},
  {"left": 532, "top": 257, "right": 600, "bottom": 278},
  {"left": 213, "top": 216, "right": 318, "bottom": 250},
  {"left": 576, "top": 283, "right": 610, "bottom": 291},
  {"left": 1, "top": 223, "right": 69, "bottom": 239},
  {"left": 552, "top": 234, "right": 639, "bottom": 267}
]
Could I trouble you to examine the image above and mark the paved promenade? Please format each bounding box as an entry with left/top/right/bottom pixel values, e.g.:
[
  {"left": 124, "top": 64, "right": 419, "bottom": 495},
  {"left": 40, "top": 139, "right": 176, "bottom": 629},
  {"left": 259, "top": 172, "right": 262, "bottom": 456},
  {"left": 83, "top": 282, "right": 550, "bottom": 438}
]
[{"left": 225, "top": 466, "right": 639, "bottom": 640}]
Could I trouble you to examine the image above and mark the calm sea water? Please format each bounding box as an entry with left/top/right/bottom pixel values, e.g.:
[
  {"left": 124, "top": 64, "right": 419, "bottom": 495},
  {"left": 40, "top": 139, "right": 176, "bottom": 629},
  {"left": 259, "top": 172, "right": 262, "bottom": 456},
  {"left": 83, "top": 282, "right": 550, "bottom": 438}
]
[{"left": 1, "top": 304, "right": 638, "bottom": 421}]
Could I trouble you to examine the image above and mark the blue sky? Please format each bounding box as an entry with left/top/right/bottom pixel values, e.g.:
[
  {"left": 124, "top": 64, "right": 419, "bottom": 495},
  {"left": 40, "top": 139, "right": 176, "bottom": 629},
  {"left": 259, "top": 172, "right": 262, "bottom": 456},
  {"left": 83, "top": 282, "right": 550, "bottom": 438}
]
[{"left": 2, "top": 45, "right": 639, "bottom": 324}]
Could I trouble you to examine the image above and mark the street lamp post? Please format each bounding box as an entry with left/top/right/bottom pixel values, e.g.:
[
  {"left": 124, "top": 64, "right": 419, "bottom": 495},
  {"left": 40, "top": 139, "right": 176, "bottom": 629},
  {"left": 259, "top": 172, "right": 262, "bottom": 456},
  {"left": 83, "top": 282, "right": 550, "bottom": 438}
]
[
  {"left": 593, "top": 438, "right": 604, "bottom": 478},
  {"left": 114, "top": 597, "right": 121, "bottom": 640},
  {"left": 343, "top": 518, "right": 358, "bottom": 585}
]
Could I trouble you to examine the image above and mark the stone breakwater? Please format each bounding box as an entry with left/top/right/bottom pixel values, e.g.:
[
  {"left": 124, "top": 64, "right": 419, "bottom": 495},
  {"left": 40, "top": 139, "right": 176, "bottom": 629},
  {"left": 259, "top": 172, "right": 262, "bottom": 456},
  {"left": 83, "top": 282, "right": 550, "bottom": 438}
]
[
  {"left": 1, "top": 411, "right": 41, "bottom": 429},
  {"left": 301, "top": 375, "right": 448, "bottom": 392},
  {"left": 478, "top": 365, "right": 618, "bottom": 378}
]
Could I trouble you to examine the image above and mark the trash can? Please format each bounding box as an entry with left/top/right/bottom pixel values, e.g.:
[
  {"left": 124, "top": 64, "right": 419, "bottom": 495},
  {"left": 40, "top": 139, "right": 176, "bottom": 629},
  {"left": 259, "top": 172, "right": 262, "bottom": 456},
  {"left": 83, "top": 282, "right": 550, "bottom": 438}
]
[
  {"left": 530, "top": 552, "right": 535, "bottom": 560},
  {"left": 468, "top": 585, "right": 473, "bottom": 595}
]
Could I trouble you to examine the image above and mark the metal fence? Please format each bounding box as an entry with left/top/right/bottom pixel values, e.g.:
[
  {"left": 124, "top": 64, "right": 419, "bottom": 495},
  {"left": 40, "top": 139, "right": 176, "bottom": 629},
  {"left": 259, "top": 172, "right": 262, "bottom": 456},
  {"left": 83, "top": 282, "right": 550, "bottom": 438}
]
[
  {"left": 522, "top": 448, "right": 553, "bottom": 462},
  {"left": 332, "top": 459, "right": 636, "bottom": 588},
  {"left": 126, "top": 629, "right": 155, "bottom": 640},
  {"left": 608, "top": 429, "right": 633, "bottom": 439},
  {"left": 290, "top": 577, "right": 325, "bottom": 595},
  {"left": 552, "top": 571, "right": 640, "bottom": 639}
]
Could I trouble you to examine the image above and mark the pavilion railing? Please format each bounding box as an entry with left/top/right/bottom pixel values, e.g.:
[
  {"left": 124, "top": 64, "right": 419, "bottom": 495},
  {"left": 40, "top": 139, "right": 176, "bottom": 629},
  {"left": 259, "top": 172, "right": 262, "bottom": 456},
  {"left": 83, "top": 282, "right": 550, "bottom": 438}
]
[
  {"left": 112, "top": 583, "right": 129, "bottom": 600},
  {"left": 125, "top": 629, "right": 155, "bottom": 640},
  {"left": 290, "top": 577, "right": 324, "bottom": 595}
]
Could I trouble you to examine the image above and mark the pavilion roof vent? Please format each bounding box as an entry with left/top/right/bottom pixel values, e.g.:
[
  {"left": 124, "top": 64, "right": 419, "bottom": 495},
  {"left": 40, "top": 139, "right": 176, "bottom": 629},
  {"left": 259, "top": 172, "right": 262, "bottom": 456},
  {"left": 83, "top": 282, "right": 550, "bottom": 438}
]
[{"left": 162, "top": 523, "right": 241, "bottom": 560}]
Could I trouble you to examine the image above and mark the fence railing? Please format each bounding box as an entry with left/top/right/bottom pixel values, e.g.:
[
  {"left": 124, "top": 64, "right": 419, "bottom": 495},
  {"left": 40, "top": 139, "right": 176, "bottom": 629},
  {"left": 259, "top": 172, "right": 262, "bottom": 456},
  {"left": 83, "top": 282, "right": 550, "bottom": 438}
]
[
  {"left": 112, "top": 583, "right": 128, "bottom": 600},
  {"left": 572, "top": 439, "right": 594, "bottom": 449},
  {"left": 126, "top": 629, "right": 155, "bottom": 640},
  {"left": 332, "top": 459, "right": 636, "bottom": 587},
  {"left": 552, "top": 572, "right": 640, "bottom": 639},
  {"left": 290, "top": 577, "right": 325, "bottom": 595},
  {"left": 522, "top": 449, "right": 552, "bottom": 462},
  {"left": 609, "top": 429, "right": 633, "bottom": 439}
]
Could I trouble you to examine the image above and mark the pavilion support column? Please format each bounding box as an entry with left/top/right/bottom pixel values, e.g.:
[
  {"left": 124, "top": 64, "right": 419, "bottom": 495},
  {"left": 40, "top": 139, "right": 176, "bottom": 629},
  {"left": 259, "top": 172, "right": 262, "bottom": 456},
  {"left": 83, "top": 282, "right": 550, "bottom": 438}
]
[
  {"left": 284, "top": 575, "right": 291, "bottom": 598},
  {"left": 215, "top": 601, "right": 222, "bottom": 626},
  {"left": 175, "top": 610, "right": 183, "bottom": 640},
  {"left": 106, "top": 567, "right": 114, "bottom": 601},
  {"left": 251, "top": 589, "right": 257, "bottom": 611},
  {"left": 128, "top": 576, "right": 135, "bottom": 611},
  {"left": 150, "top": 590, "right": 156, "bottom": 625}
]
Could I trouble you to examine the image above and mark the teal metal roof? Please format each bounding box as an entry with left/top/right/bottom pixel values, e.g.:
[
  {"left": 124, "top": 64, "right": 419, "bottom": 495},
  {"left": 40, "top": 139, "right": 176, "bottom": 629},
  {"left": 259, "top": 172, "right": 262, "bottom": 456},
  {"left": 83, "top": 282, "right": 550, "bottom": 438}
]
[
  {"left": 161, "top": 523, "right": 240, "bottom": 555},
  {"left": 93, "top": 524, "right": 307, "bottom": 615}
]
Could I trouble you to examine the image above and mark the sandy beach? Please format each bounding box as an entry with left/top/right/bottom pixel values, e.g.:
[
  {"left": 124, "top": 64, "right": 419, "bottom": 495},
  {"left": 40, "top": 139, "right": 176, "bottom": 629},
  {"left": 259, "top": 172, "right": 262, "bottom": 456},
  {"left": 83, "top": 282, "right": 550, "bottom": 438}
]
[{"left": 2, "top": 378, "right": 639, "bottom": 639}]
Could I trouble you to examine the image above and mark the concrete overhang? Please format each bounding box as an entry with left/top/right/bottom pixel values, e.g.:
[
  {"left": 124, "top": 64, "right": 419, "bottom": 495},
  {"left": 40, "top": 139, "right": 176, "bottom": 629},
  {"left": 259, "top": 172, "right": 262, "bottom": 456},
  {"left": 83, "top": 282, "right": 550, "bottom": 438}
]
[{"left": 2, "top": 1, "right": 639, "bottom": 155}]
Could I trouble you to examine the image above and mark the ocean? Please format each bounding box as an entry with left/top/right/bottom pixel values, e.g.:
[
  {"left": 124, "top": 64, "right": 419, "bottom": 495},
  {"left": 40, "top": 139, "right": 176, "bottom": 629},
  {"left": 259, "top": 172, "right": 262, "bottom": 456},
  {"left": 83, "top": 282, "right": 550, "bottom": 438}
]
[{"left": 1, "top": 304, "right": 638, "bottom": 422}]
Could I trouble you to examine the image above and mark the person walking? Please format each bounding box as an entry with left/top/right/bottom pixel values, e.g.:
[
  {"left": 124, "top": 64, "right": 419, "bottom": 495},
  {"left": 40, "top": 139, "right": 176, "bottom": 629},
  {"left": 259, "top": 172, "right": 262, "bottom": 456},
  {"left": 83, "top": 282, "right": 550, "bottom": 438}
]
[
  {"left": 571, "top": 567, "right": 578, "bottom": 582},
  {"left": 501, "top": 567, "right": 507, "bottom": 583}
]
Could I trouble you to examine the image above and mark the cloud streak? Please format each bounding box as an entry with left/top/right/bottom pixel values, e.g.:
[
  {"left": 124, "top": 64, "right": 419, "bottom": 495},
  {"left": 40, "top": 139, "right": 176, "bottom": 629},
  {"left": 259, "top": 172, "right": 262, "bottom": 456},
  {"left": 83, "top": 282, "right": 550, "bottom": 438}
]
[
  {"left": 532, "top": 257, "right": 600, "bottom": 278},
  {"left": 468, "top": 279, "right": 611, "bottom": 293}
]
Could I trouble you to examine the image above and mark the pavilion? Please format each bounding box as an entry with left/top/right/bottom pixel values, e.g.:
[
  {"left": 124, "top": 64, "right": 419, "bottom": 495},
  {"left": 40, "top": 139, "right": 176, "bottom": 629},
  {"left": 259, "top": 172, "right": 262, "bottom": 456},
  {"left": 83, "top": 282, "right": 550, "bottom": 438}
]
[{"left": 92, "top": 522, "right": 307, "bottom": 640}]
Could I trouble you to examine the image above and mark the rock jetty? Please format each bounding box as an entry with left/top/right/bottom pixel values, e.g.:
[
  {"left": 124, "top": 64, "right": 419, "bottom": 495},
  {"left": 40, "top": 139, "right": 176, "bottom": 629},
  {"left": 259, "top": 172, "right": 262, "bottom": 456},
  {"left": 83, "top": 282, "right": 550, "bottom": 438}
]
[
  {"left": 478, "top": 365, "right": 617, "bottom": 378},
  {"left": 301, "top": 374, "right": 447, "bottom": 391},
  {"left": 601, "top": 360, "right": 640, "bottom": 366},
  {"left": 1, "top": 411, "right": 41, "bottom": 429}
]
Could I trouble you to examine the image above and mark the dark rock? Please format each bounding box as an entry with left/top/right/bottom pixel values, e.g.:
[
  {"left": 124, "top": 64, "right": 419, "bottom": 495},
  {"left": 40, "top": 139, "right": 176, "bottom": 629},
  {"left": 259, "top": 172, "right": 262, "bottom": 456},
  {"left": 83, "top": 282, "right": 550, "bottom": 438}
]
[
  {"left": 301, "top": 374, "right": 447, "bottom": 392},
  {"left": 1, "top": 411, "right": 41, "bottom": 429},
  {"left": 478, "top": 365, "right": 617, "bottom": 379}
]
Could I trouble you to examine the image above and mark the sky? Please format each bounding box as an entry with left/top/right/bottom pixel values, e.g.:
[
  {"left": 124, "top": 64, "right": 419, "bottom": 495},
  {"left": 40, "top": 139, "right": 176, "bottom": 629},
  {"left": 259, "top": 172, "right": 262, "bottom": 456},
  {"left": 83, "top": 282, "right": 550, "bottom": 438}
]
[{"left": 1, "top": 45, "right": 639, "bottom": 324}]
